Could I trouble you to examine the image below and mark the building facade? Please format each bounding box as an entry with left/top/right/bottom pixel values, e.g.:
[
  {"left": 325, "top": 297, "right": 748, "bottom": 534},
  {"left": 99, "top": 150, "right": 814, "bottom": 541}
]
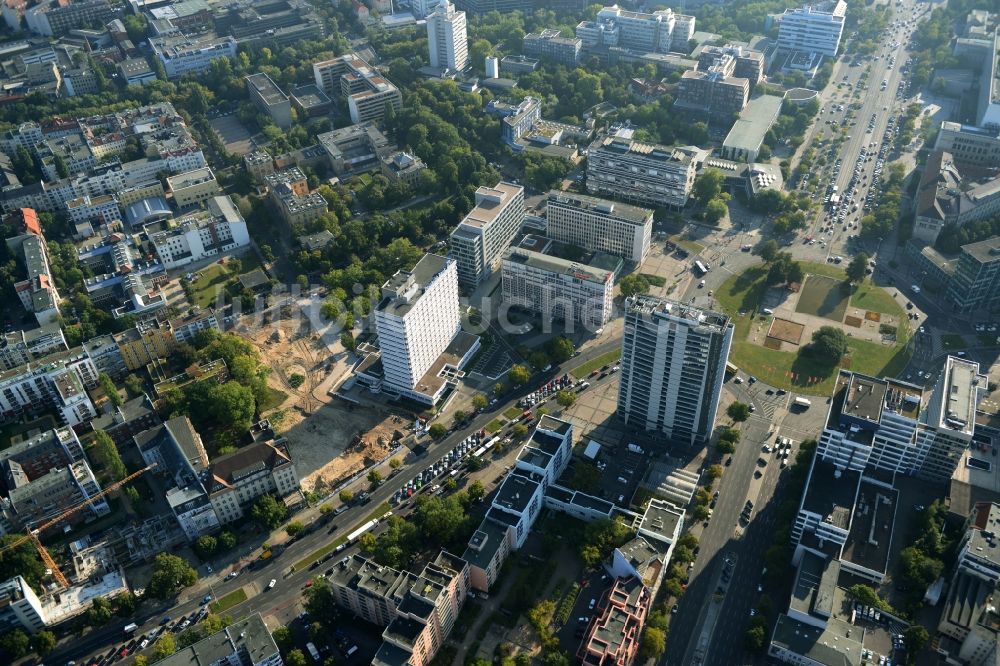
[
  {"left": 501, "top": 247, "right": 615, "bottom": 327},
  {"left": 312, "top": 54, "right": 402, "bottom": 125},
  {"left": 947, "top": 237, "right": 1000, "bottom": 313},
  {"left": 246, "top": 73, "right": 292, "bottom": 130},
  {"left": 522, "top": 29, "right": 582, "bottom": 65},
  {"left": 206, "top": 439, "right": 298, "bottom": 524},
  {"left": 586, "top": 136, "right": 706, "bottom": 210},
  {"left": 149, "top": 196, "right": 250, "bottom": 269},
  {"left": 448, "top": 182, "right": 525, "bottom": 288},
  {"left": 427, "top": 1, "right": 468, "bottom": 73},
  {"left": 617, "top": 296, "right": 733, "bottom": 446},
  {"left": 575, "top": 6, "right": 695, "bottom": 55},
  {"left": 776, "top": 0, "right": 847, "bottom": 57},
  {"left": 545, "top": 190, "right": 653, "bottom": 263},
  {"left": 0, "top": 348, "right": 99, "bottom": 426},
  {"left": 166, "top": 167, "right": 221, "bottom": 210}
]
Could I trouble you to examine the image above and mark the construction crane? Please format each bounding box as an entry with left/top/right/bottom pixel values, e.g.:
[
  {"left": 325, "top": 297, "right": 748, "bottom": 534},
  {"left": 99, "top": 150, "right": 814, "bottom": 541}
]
[{"left": 0, "top": 463, "right": 158, "bottom": 589}]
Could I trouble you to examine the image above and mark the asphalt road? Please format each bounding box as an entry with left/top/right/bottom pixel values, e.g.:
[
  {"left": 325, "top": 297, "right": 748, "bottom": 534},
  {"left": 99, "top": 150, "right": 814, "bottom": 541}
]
[{"left": 51, "top": 340, "right": 623, "bottom": 666}]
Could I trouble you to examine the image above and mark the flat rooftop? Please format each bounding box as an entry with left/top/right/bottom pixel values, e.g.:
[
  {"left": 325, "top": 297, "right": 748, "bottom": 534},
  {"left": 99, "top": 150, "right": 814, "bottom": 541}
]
[
  {"left": 546, "top": 189, "right": 652, "bottom": 224},
  {"left": 461, "top": 518, "right": 509, "bottom": 570},
  {"left": 960, "top": 236, "right": 1000, "bottom": 264},
  {"left": 503, "top": 247, "right": 613, "bottom": 285},
  {"left": 934, "top": 356, "right": 984, "bottom": 435},
  {"left": 627, "top": 294, "right": 731, "bottom": 331},
  {"left": 771, "top": 614, "right": 863, "bottom": 666},
  {"left": 966, "top": 502, "right": 1000, "bottom": 569},
  {"left": 842, "top": 480, "right": 897, "bottom": 576},
  {"left": 789, "top": 549, "right": 839, "bottom": 619},
  {"left": 638, "top": 498, "right": 683, "bottom": 543},
  {"left": 841, "top": 373, "right": 887, "bottom": 425},
  {"left": 723, "top": 94, "right": 783, "bottom": 151},
  {"left": 492, "top": 470, "right": 541, "bottom": 514},
  {"left": 246, "top": 73, "right": 288, "bottom": 106},
  {"left": 801, "top": 457, "right": 860, "bottom": 530},
  {"left": 377, "top": 254, "right": 450, "bottom": 318},
  {"left": 459, "top": 182, "right": 522, "bottom": 229}
]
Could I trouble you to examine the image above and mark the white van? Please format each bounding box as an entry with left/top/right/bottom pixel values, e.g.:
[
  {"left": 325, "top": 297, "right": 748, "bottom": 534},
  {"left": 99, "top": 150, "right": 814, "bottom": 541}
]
[{"left": 762, "top": 308, "right": 774, "bottom": 315}]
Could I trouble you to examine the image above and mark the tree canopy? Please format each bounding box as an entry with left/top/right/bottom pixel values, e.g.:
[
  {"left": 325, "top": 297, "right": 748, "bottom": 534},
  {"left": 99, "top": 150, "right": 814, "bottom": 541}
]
[
  {"left": 148, "top": 553, "right": 198, "bottom": 600},
  {"left": 807, "top": 326, "right": 849, "bottom": 364}
]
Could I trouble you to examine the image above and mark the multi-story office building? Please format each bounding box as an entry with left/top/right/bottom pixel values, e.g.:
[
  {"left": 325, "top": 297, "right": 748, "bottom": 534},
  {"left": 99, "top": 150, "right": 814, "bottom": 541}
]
[
  {"left": 617, "top": 296, "right": 733, "bottom": 446},
  {"left": 427, "top": 1, "right": 468, "bottom": 73},
  {"left": 522, "top": 29, "right": 582, "bottom": 65},
  {"left": 448, "top": 182, "right": 525, "bottom": 288},
  {"left": 0, "top": 323, "right": 68, "bottom": 371},
  {"left": 265, "top": 167, "right": 328, "bottom": 227},
  {"left": 576, "top": 5, "right": 695, "bottom": 54},
  {"left": 312, "top": 55, "right": 402, "bottom": 125},
  {"left": 165, "top": 167, "right": 221, "bottom": 210},
  {"left": 913, "top": 151, "right": 1000, "bottom": 244},
  {"left": 373, "top": 254, "right": 463, "bottom": 404},
  {"left": 698, "top": 44, "right": 765, "bottom": 84},
  {"left": 0, "top": 576, "right": 45, "bottom": 634},
  {"left": 501, "top": 247, "right": 615, "bottom": 327},
  {"left": 150, "top": 35, "right": 238, "bottom": 80},
  {"left": 948, "top": 237, "right": 1000, "bottom": 313},
  {"left": 776, "top": 0, "right": 847, "bottom": 57},
  {"left": 545, "top": 190, "right": 653, "bottom": 263},
  {"left": 675, "top": 64, "right": 750, "bottom": 120},
  {"left": 149, "top": 196, "right": 250, "bottom": 269},
  {"left": 246, "top": 73, "right": 292, "bottom": 130},
  {"left": 935, "top": 121, "right": 1000, "bottom": 167},
  {"left": 0, "top": 348, "right": 99, "bottom": 426},
  {"left": 317, "top": 123, "right": 394, "bottom": 176},
  {"left": 206, "top": 437, "right": 298, "bottom": 524},
  {"left": 586, "top": 135, "right": 707, "bottom": 210},
  {"left": 24, "top": 0, "right": 122, "bottom": 37},
  {"left": 157, "top": 614, "right": 282, "bottom": 666}
]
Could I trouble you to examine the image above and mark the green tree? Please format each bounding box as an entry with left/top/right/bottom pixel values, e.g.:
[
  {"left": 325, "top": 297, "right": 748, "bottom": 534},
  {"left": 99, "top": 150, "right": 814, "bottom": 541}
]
[
  {"left": 124, "top": 373, "right": 144, "bottom": 396},
  {"left": 758, "top": 239, "right": 780, "bottom": 262},
  {"left": 0, "top": 629, "right": 30, "bottom": 659},
  {"left": 903, "top": 625, "right": 929, "bottom": 657},
  {"left": 528, "top": 351, "right": 550, "bottom": 371},
  {"left": 543, "top": 336, "right": 575, "bottom": 363},
  {"left": 339, "top": 489, "right": 354, "bottom": 504},
  {"left": 428, "top": 423, "right": 447, "bottom": 439},
  {"left": 194, "top": 535, "right": 217, "bottom": 560},
  {"left": 218, "top": 531, "right": 237, "bottom": 550},
  {"left": 807, "top": 326, "right": 849, "bottom": 364},
  {"left": 555, "top": 390, "right": 577, "bottom": 408},
  {"left": 367, "top": 470, "right": 382, "bottom": 486},
  {"left": 508, "top": 364, "right": 531, "bottom": 386},
  {"left": 98, "top": 373, "right": 123, "bottom": 408},
  {"left": 85, "top": 597, "right": 113, "bottom": 627},
  {"left": 639, "top": 627, "right": 666, "bottom": 659},
  {"left": 846, "top": 584, "right": 891, "bottom": 612},
  {"left": 727, "top": 402, "right": 750, "bottom": 423},
  {"left": 133, "top": 656, "right": 148, "bottom": 666},
  {"left": 704, "top": 464, "right": 723, "bottom": 481},
  {"left": 91, "top": 429, "right": 127, "bottom": 482},
  {"left": 452, "top": 410, "right": 467, "bottom": 425},
  {"left": 285, "top": 649, "right": 308, "bottom": 666},
  {"left": 389, "top": 458, "right": 402, "bottom": 470},
  {"left": 148, "top": 553, "right": 198, "bottom": 599},
  {"left": 512, "top": 423, "right": 528, "bottom": 439},
  {"left": 153, "top": 633, "right": 177, "bottom": 660},
  {"left": 286, "top": 521, "right": 304, "bottom": 536},
  {"left": 472, "top": 393, "right": 488, "bottom": 411},
  {"left": 704, "top": 198, "right": 728, "bottom": 223},
  {"left": 845, "top": 252, "right": 869, "bottom": 283},
  {"left": 271, "top": 626, "right": 293, "bottom": 651},
  {"left": 287, "top": 374, "right": 305, "bottom": 389},
  {"left": 467, "top": 480, "right": 486, "bottom": 503},
  {"left": 618, "top": 274, "right": 650, "bottom": 298},
  {"left": 692, "top": 168, "right": 725, "bottom": 205},
  {"left": 0, "top": 535, "right": 45, "bottom": 591},
  {"left": 250, "top": 494, "right": 288, "bottom": 529},
  {"left": 744, "top": 624, "right": 767, "bottom": 652}
]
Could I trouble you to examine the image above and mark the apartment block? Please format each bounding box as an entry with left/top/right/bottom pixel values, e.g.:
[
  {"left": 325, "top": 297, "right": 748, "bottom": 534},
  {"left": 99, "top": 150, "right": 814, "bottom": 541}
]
[
  {"left": 544, "top": 190, "right": 653, "bottom": 263},
  {"left": 577, "top": 576, "right": 650, "bottom": 665},
  {"left": 427, "top": 1, "right": 468, "bottom": 73},
  {"left": 244, "top": 151, "right": 275, "bottom": 183},
  {"left": 522, "top": 28, "right": 582, "bottom": 65},
  {"left": 149, "top": 195, "right": 249, "bottom": 269},
  {"left": 0, "top": 576, "right": 45, "bottom": 634},
  {"left": 0, "top": 323, "right": 68, "bottom": 371},
  {"left": 312, "top": 54, "right": 402, "bottom": 125},
  {"left": 776, "top": 0, "right": 847, "bottom": 57},
  {"left": 5, "top": 208, "right": 60, "bottom": 325},
  {"left": 501, "top": 247, "right": 615, "bottom": 327},
  {"left": 88, "top": 393, "right": 159, "bottom": 447},
  {"left": 448, "top": 182, "right": 525, "bottom": 288},
  {"left": 246, "top": 73, "right": 292, "bottom": 130},
  {"left": 157, "top": 614, "right": 282, "bottom": 666},
  {"left": 265, "top": 167, "right": 328, "bottom": 227},
  {"left": 618, "top": 296, "right": 733, "bottom": 446},
  {"left": 168, "top": 308, "right": 219, "bottom": 345},
  {"left": 114, "top": 320, "right": 175, "bottom": 371},
  {"left": 150, "top": 35, "right": 238, "bottom": 80},
  {"left": 165, "top": 167, "right": 221, "bottom": 210},
  {"left": 586, "top": 135, "right": 707, "bottom": 210},
  {"left": 575, "top": 5, "right": 695, "bottom": 55},
  {"left": 0, "top": 348, "right": 99, "bottom": 426},
  {"left": 206, "top": 438, "right": 299, "bottom": 525},
  {"left": 947, "top": 237, "right": 1000, "bottom": 313}
]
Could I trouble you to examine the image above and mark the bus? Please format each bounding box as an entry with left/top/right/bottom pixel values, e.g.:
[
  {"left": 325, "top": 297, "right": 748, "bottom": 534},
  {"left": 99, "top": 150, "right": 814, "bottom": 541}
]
[
  {"left": 694, "top": 261, "right": 708, "bottom": 276},
  {"left": 306, "top": 642, "right": 321, "bottom": 663},
  {"left": 123, "top": 623, "right": 139, "bottom": 637},
  {"left": 725, "top": 361, "right": 738, "bottom": 377},
  {"left": 793, "top": 397, "right": 812, "bottom": 409}
]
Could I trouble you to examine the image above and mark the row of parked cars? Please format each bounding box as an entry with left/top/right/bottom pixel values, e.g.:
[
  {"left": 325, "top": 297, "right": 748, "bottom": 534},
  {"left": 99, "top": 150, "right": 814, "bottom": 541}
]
[{"left": 518, "top": 374, "right": 573, "bottom": 408}]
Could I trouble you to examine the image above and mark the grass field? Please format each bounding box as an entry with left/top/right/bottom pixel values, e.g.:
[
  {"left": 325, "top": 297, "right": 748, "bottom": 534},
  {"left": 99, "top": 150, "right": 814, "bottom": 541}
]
[
  {"left": 571, "top": 350, "right": 622, "bottom": 378},
  {"left": 639, "top": 273, "right": 667, "bottom": 287},
  {"left": 670, "top": 236, "right": 705, "bottom": 255},
  {"left": 849, "top": 282, "right": 900, "bottom": 314},
  {"left": 503, "top": 406, "right": 522, "bottom": 420},
  {"left": 209, "top": 588, "right": 247, "bottom": 614},
  {"left": 188, "top": 252, "right": 263, "bottom": 308},
  {"left": 941, "top": 334, "right": 966, "bottom": 350},
  {"left": 484, "top": 419, "right": 503, "bottom": 433},
  {"left": 716, "top": 265, "right": 910, "bottom": 395},
  {"left": 259, "top": 387, "right": 288, "bottom": 413},
  {"left": 292, "top": 502, "right": 391, "bottom": 572},
  {"left": 795, "top": 275, "right": 850, "bottom": 322}
]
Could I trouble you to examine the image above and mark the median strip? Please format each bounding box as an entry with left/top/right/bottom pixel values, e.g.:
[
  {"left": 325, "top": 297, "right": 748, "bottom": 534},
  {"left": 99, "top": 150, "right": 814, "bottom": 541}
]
[
  {"left": 292, "top": 502, "right": 391, "bottom": 572},
  {"left": 571, "top": 350, "right": 621, "bottom": 378},
  {"left": 209, "top": 588, "right": 247, "bottom": 614}
]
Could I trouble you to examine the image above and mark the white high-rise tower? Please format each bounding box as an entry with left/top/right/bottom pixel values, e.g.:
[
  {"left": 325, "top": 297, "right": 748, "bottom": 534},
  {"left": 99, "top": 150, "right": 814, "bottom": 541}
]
[{"left": 427, "top": 0, "right": 468, "bottom": 73}]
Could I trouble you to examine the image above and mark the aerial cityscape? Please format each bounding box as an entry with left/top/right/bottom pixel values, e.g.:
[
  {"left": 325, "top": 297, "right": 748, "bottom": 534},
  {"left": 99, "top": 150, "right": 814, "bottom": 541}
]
[{"left": 0, "top": 0, "right": 996, "bottom": 665}]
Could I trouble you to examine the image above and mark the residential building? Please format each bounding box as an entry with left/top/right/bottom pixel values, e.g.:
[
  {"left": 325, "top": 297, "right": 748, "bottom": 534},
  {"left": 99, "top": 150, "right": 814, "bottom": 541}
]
[
  {"left": 0, "top": 348, "right": 99, "bottom": 426},
  {"left": 935, "top": 121, "right": 1000, "bottom": 167},
  {"left": 246, "top": 73, "right": 292, "bottom": 130},
  {"left": 312, "top": 54, "right": 402, "bottom": 125},
  {"left": 265, "top": 167, "right": 328, "bottom": 227},
  {"left": 575, "top": 5, "right": 695, "bottom": 55},
  {"left": 369, "top": 254, "right": 476, "bottom": 405},
  {"left": 448, "top": 182, "right": 524, "bottom": 288},
  {"left": 81, "top": 334, "right": 125, "bottom": 379},
  {"left": 427, "top": 1, "right": 468, "bottom": 73},
  {"left": 205, "top": 438, "right": 299, "bottom": 525},
  {"left": 577, "top": 576, "right": 651, "bottom": 666},
  {"left": 149, "top": 195, "right": 250, "bottom": 269},
  {"left": 501, "top": 247, "right": 615, "bottom": 327},
  {"left": 244, "top": 151, "right": 275, "bottom": 183},
  {"left": 586, "top": 135, "right": 707, "bottom": 210},
  {"left": 0, "top": 427, "right": 109, "bottom": 532},
  {"left": 452, "top": 0, "right": 531, "bottom": 14},
  {"left": 114, "top": 320, "right": 174, "bottom": 371},
  {"left": 0, "top": 576, "right": 45, "bottom": 634},
  {"left": 87, "top": 393, "right": 159, "bottom": 447},
  {"left": 522, "top": 28, "right": 581, "bottom": 65},
  {"left": 912, "top": 151, "right": 1000, "bottom": 244},
  {"left": 948, "top": 237, "right": 1000, "bottom": 313},
  {"left": 720, "top": 95, "right": 784, "bottom": 162},
  {"left": 776, "top": 0, "right": 847, "bottom": 57},
  {"left": 168, "top": 308, "right": 219, "bottom": 344},
  {"left": 165, "top": 167, "right": 221, "bottom": 210},
  {"left": 544, "top": 190, "right": 653, "bottom": 263},
  {"left": 150, "top": 35, "right": 238, "bottom": 80},
  {"left": 0, "top": 323, "right": 68, "bottom": 371},
  {"left": 157, "top": 614, "right": 282, "bottom": 666},
  {"left": 317, "top": 123, "right": 393, "bottom": 176},
  {"left": 617, "top": 296, "right": 733, "bottom": 446},
  {"left": 381, "top": 151, "right": 427, "bottom": 187},
  {"left": 6, "top": 208, "right": 60, "bottom": 325},
  {"left": 330, "top": 551, "right": 469, "bottom": 666}
]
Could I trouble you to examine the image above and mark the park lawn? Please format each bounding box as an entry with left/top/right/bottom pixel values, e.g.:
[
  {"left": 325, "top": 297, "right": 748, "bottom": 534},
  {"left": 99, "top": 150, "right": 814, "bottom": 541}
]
[
  {"left": 670, "top": 236, "right": 704, "bottom": 255},
  {"left": 942, "top": 334, "right": 966, "bottom": 350},
  {"left": 209, "top": 588, "right": 247, "bottom": 614},
  {"left": 503, "top": 406, "right": 522, "bottom": 420},
  {"left": 484, "top": 419, "right": 503, "bottom": 433},
  {"left": 849, "top": 282, "right": 900, "bottom": 315},
  {"left": 571, "top": 350, "right": 622, "bottom": 378},
  {"left": 189, "top": 264, "right": 232, "bottom": 309},
  {"left": 292, "top": 502, "right": 391, "bottom": 571}
]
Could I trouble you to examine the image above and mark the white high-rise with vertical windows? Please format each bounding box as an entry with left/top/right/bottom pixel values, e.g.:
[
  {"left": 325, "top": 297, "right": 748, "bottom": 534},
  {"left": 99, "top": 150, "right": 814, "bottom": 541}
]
[
  {"left": 776, "top": 0, "right": 847, "bottom": 57},
  {"left": 617, "top": 296, "right": 733, "bottom": 446},
  {"left": 427, "top": 0, "right": 468, "bottom": 73},
  {"left": 374, "top": 254, "right": 461, "bottom": 397},
  {"left": 449, "top": 182, "right": 525, "bottom": 289}
]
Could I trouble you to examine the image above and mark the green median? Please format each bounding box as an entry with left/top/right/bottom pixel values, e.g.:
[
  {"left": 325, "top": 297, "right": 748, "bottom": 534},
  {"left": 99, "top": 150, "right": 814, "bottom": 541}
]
[
  {"left": 209, "top": 588, "right": 247, "bottom": 614},
  {"left": 292, "top": 502, "right": 391, "bottom": 572},
  {"left": 571, "top": 350, "right": 622, "bottom": 378}
]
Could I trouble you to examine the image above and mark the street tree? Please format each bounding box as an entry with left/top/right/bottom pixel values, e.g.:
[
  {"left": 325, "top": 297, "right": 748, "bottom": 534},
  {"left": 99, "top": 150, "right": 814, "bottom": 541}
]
[
  {"left": 428, "top": 424, "right": 447, "bottom": 439},
  {"left": 286, "top": 521, "right": 304, "bottom": 536},
  {"left": 194, "top": 535, "right": 217, "bottom": 559},
  {"left": 339, "top": 489, "right": 354, "bottom": 504},
  {"left": 467, "top": 480, "right": 486, "bottom": 503},
  {"left": 153, "top": 633, "right": 176, "bottom": 660},
  {"left": 639, "top": 627, "right": 666, "bottom": 660},
  {"left": 0, "top": 629, "right": 30, "bottom": 658},
  {"left": 250, "top": 494, "right": 287, "bottom": 530},
  {"left": 367, "top": 470, "right": 382, "bottom": 486},
  {"left": 544, "top": 336, "right": 575, "bottom": 363},
  {"left": 471, "top": 394, "right": 488, "bottom": 411},
  {"left": 512, "top": 423, "right": 528, "bottom": 439},
  {"left": 618, "top": 274, "right": 650, "bottom": 298},
  {"left": 555, "top": 390, "right": 577, "bottom": 408},
  {"left": 148, "top": 553, "right": 198, "bottom": 600},
  {"left": 508, "top": 364, "right": 531, "bottom": 386},
  {"left": 846, "top": 253, "right": 869, "bottom": 283},
  {"left": 704, "top": 198, "right": 728, "bottom": 223},
  {"left": 758, "top": 239, "right": 780, "bottom": 263},
  {"left": 727, "top": 402, "right": 750, "bottom": 423}
]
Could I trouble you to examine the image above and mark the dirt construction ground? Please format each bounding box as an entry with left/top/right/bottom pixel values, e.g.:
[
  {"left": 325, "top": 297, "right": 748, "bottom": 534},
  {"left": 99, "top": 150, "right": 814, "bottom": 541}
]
[{"left": 238, "top": 315, "right": 397, "bottom": 495}]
